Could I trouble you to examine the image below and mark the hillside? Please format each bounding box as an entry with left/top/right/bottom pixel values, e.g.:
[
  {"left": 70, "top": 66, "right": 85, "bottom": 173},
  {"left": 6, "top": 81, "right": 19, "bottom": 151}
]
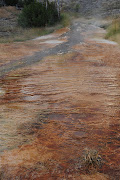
[
  {"left": 0, "top": 6, "right": 20, "bottom": 37},
  {"left": 0, "top": 0, "right": 120, "bottom": 39},
  {"left": 62, "top": 0, "right": 120, "bottom": 16}
]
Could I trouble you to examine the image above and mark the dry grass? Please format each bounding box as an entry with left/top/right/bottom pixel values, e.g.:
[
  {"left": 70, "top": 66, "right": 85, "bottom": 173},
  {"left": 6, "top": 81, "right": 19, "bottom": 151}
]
[
  {"left": 108, "top": 34, "right": 120, "bottom": 45},
  {"left": 0, "top": 6, "right": 60, "bottom": 43},
  {"left": 0, "top": 6, "right": 19, "bottom": 18},
  {"left": 60, "top": 13, "right": 71, "bottom": 27},
  {"left": 0, "top": 6, "right": 71, "bottom": 43},
  {"left": 82, "top": 148, "right": 102, "bottom": 173},
  {"left": 0, "top": 6, "right": 55, "bottom": 43},
  {"left": 0, "top": 5, "right": 72, "bottom": 40},
  {"left": 105, "top": 18, "right": 120, "bottom": 44},
  {"left": 0, "top": 27, "right": 54, "bottom": 43}
]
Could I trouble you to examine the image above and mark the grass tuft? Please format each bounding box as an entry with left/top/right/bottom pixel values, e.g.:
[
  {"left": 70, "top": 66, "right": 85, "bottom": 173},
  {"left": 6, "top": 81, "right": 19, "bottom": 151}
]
[
  {"left": 60, "top": 13, "right": 71, "bottom": 27},
  {"left": 82, "top": 148, "right": 102, "bottom": 173},
  {"left": 105, "top": 18, "right": 120, "bottom": 45},
  {"left": 105, "top": 19, "right": 120, "bottom": 39}
]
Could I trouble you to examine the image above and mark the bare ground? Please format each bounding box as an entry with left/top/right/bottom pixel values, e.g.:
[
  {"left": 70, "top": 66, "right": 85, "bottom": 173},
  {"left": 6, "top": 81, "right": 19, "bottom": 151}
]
[{"left": 0, "top": 19, "right": 119, "bottom": 179}]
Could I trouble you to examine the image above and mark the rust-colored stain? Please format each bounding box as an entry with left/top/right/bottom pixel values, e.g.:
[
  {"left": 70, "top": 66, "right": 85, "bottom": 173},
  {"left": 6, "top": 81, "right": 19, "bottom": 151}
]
[
  {"left": 0, "top": 24, "right": 120, "bottom": 179},
  {"left": 54, "top": 27, "right": 69, "bottom": 35}
]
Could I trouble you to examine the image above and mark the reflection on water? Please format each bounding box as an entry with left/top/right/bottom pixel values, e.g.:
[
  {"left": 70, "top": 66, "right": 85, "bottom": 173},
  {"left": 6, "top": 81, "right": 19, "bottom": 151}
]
[{"left": 0, "top": 42, "right": 120, "bottom": 179}]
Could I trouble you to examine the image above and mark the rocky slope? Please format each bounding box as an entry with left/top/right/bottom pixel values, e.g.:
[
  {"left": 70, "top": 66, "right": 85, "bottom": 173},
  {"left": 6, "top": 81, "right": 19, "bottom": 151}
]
[
  {"left": 0, "top": 6, "right": 19, "bottom": 37},
  {"left": 61, "top": 0, "right": 120, "bottom": 16}
]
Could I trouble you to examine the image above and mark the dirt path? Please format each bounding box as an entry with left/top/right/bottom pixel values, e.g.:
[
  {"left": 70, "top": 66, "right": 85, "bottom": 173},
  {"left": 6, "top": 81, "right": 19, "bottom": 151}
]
[{"left": 0, "top": 19, "right": 119, "bottom": 179}]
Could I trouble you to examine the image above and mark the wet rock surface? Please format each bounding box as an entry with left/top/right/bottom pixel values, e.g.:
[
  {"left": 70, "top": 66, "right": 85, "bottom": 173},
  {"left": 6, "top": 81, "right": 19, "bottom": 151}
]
[{"left": 0, "top": 19, "right": 120, "bottom": 179}]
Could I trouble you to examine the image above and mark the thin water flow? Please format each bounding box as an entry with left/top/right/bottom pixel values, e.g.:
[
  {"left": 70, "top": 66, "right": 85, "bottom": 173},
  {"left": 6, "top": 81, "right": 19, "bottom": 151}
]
[{"left": 0, "top": 20, "right": 119, "bottom": 179}]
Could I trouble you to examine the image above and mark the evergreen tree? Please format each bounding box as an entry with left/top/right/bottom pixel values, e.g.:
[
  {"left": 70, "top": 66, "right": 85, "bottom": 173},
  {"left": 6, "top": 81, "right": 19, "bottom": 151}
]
[
  {"left": 18, "top": 0, "right": 59, "bottom": 28},
  {"left": 5, "top": 0, "right": 18, "bottom": 6}
]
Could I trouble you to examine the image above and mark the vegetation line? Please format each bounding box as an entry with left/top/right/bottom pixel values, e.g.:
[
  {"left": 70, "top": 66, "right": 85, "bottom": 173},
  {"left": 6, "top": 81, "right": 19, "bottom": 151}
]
[
  {"left": 105, "top": 18, "right": 120, "bottom": 44},
  {"left": 0, "top": 0, "right": 73, "bottom": 43}
]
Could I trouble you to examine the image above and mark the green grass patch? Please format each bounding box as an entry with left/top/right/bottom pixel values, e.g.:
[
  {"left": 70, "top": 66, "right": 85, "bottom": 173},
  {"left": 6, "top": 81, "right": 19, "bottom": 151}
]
[
  {"left": 60, "top": 11, "right": 80, "bottom": 27},
  {"left": 60, "top": 13, "right": 71, "bottom": 27},
  {"left": 105, "top": 19, "right": 120, "bottom": 39},
  {"left": 105, "top": 18, "right": 120, "bottom": 45}
]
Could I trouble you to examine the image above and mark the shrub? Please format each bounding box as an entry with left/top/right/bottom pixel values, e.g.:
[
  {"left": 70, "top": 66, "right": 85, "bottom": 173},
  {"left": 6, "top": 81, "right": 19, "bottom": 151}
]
[
  {"left": 5, "top": 0, "right": 34, "bottom": 6},
  {"left": 75, "top": 4, "right": 80, "bottom": 12},
  {"left": 18, "top": 0, "right": 59, "bottom": 28},
  {"left": 5, "top": 0, "right": 19, "bottom": 6},
  {"left": 46, "top": 1, "right": 59, "bottom": 25},
  {"left": 22, "top": 0, "right": 34, "bottom": 6}
]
